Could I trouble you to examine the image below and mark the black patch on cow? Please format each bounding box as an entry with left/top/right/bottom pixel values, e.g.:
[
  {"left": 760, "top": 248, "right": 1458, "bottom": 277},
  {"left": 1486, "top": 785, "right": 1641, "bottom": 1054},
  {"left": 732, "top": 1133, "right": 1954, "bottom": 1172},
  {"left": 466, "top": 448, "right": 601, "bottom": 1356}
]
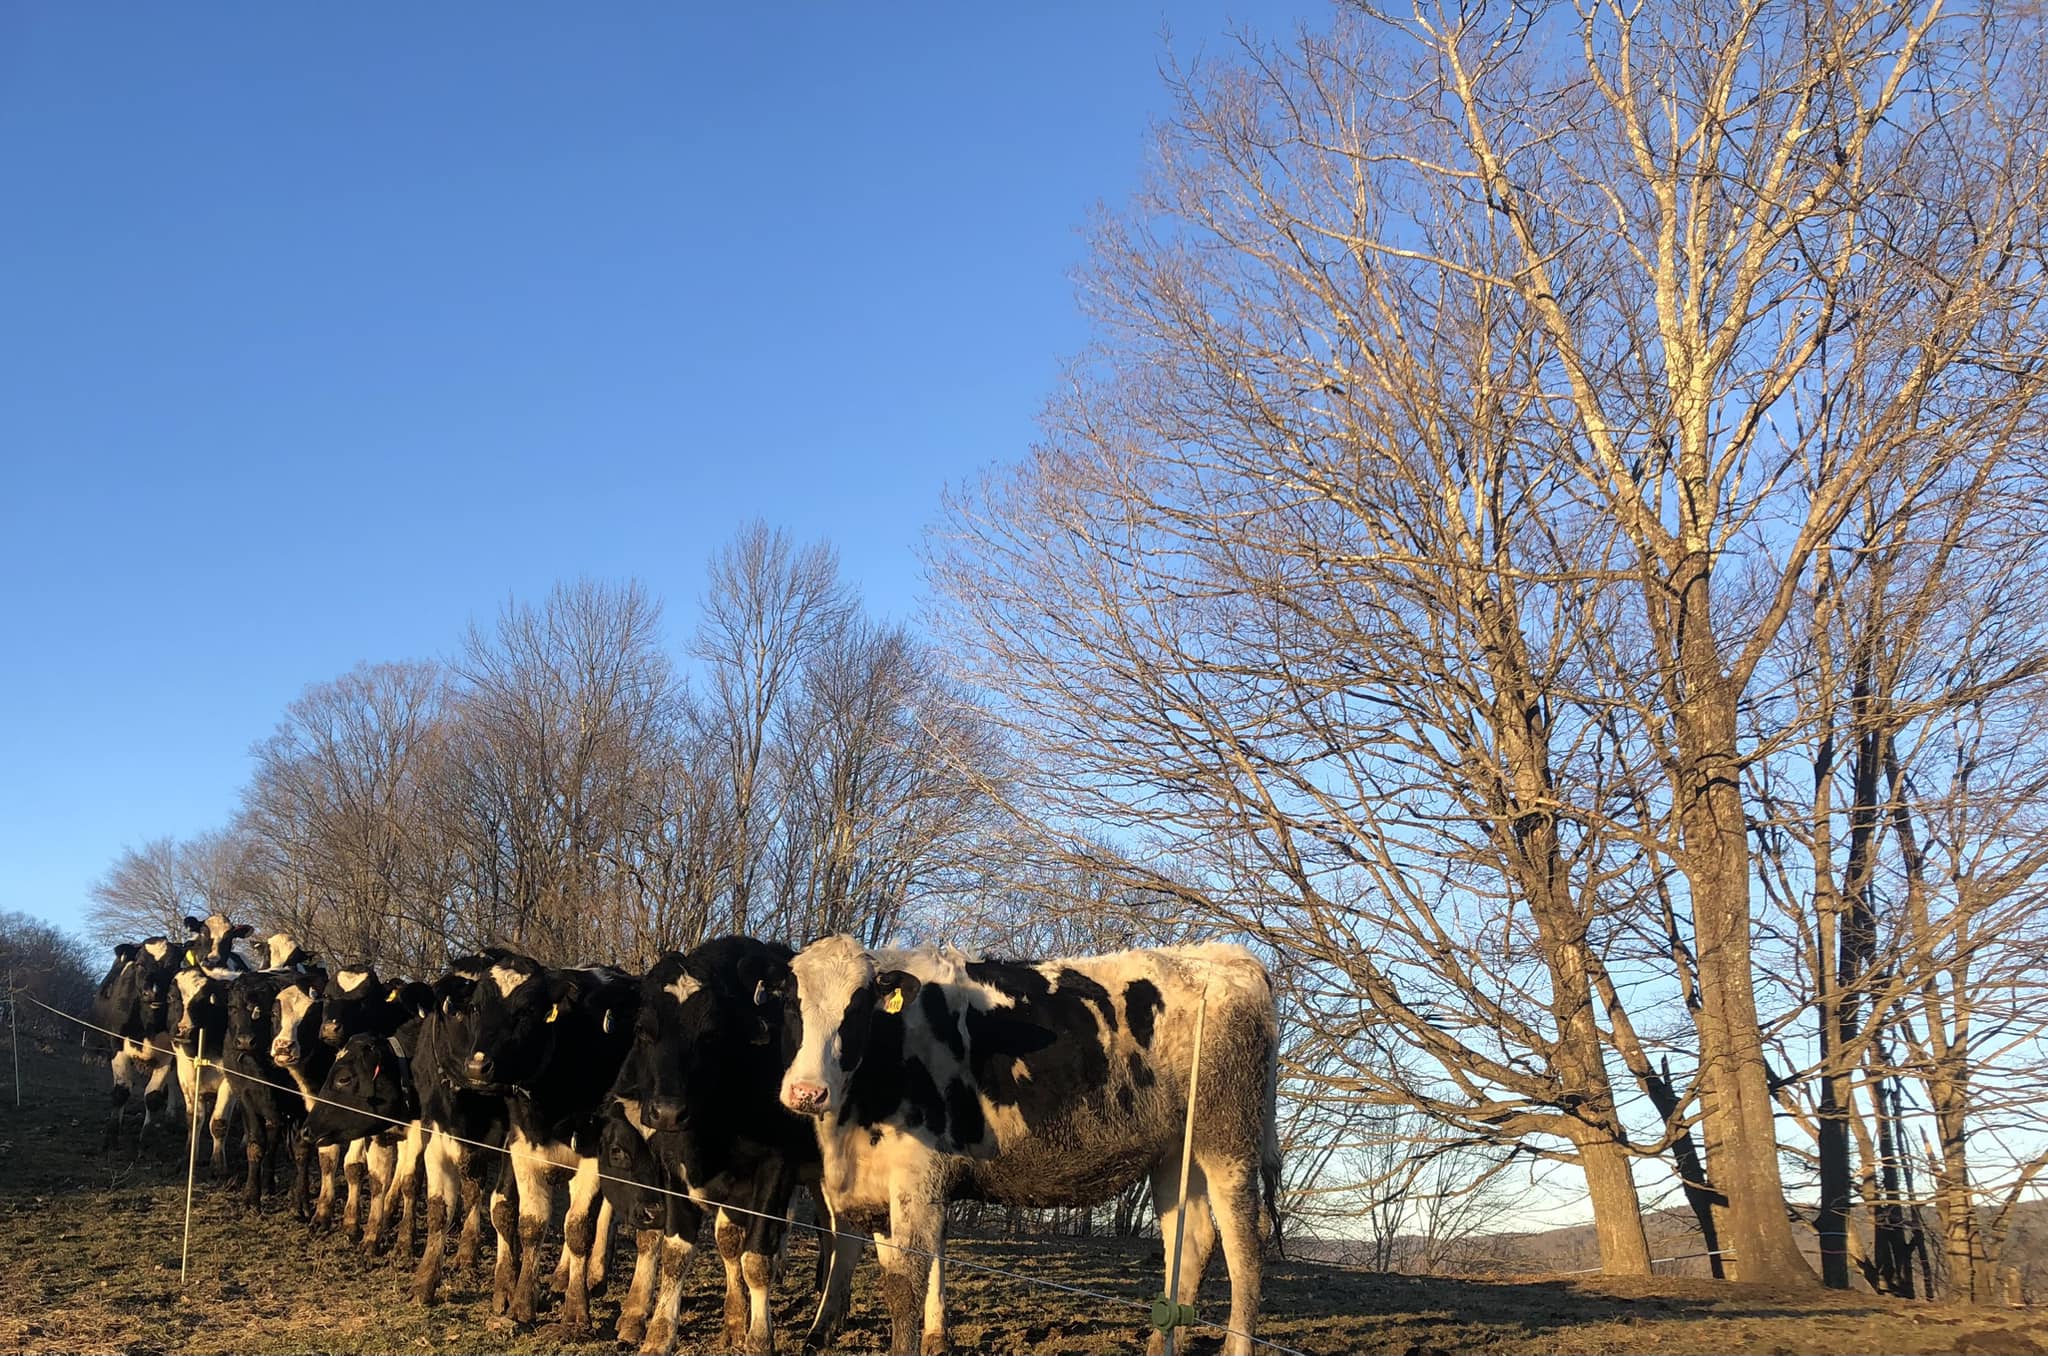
[
  {"left": 900, "top": 1057, "right": 947, "bottom": 1138},
  {"left": 920, "top": 983, "right": 965, "bottom": 1060},
  {"left": 1058, "top": 969, "right": 1117, "bottom": 1033},
  {"left": 946, "top": 1078, "right": 986, "bottom": 1150},
  {"left": 962, "top": 961, "right": 1112, "bottom": 1139},
  {"left": 1127, "top": 1051, "right": 1155, "bottom": 1089},
  {"left": 1124, "top": 980, "right": 1163, "bottom": 1048},
  {"left": 1117, "top": 1083, "right": 1135, "bottom": 1114},
  {"left": 836, "top": 988, "right": 880, "bottom": 1074}
]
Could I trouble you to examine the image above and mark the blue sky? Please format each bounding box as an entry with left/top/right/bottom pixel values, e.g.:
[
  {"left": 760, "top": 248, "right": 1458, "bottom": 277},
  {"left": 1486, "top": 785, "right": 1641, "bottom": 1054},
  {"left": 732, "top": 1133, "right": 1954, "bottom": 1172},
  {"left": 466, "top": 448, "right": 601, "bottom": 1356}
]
[{"left": 1, "top": 3, "right": 1324, "bottom": 936}]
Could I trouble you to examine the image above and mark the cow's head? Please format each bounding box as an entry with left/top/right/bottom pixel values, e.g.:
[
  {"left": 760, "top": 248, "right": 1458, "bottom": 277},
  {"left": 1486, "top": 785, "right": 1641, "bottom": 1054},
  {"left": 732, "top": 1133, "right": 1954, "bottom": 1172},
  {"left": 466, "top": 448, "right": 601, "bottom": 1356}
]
[
  {"left": 183, "top": 914, "right": 255, "bottom": 967},
  {"left": 117, "top": 938, "right": 180, "bottom": 1034},
  {"left": 272, "top": 975, "right": 326, "bottom": 1067},
  {"left": 459, "top": 950, "right": 564, "bottom": 1091},
  {"left": 776, "top": 935, "right": 921, "bottom": 1118},
  {"left": 319, "top": 966, "right": 414, "bottom": 1046},
  {"left": 620, "top": 941, "right": 788, "bottom": 1161},
  {"left": 170, "top": 966, "right": 233, "bottom": 1054},
  {"left": 307, "top": 1033, "right": 411, "bottom": 1146},
  {"left": 227, "top": 973, "right": 282, "bottom": 1058}
]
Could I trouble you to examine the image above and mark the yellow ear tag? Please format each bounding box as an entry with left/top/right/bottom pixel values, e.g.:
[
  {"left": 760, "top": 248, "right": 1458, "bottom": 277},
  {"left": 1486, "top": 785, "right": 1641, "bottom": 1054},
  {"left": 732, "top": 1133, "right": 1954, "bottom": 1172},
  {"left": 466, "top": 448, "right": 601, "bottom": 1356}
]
[
  {"left": 386, "top": 991, "right": 400, "bottom": 1003},
  {"left": 882, "top": 989, "right": 905, "bottom": 1015},
  {"left": 546, "top": 1003, "right": 559, "bottom": 1023},
  {"left": 185, "top": 949, "right": 198, "bottom": 965}
]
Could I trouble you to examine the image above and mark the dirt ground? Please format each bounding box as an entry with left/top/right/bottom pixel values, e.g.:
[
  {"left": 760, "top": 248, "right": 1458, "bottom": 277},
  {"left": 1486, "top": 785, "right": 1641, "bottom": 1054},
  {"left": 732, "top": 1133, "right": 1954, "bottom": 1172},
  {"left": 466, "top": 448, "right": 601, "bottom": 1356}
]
[{"left": 4, "top": 1038, "right": 2045, "bottom": 1354}]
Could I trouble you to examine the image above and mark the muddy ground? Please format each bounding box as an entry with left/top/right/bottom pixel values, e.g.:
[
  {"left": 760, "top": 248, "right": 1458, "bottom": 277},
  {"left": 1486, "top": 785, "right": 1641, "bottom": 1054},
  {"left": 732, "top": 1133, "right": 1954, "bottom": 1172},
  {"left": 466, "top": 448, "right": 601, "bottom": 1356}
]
[{"left": 3, "top": 1038, "right": 2044, "bottom": 1354}]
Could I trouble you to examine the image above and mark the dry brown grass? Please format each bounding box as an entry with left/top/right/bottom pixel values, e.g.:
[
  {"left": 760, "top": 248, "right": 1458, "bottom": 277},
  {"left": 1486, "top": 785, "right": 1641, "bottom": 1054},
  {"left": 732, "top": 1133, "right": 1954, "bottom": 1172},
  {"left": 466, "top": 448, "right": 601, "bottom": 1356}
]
[{"left": 4, "top": 1041, "right": 2045, "bottom": 1354}]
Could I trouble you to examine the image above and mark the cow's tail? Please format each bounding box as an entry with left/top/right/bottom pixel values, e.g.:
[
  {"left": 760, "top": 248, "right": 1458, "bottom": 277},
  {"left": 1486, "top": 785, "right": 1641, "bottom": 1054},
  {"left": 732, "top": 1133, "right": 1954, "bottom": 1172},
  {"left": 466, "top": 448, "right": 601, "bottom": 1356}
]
[{"left": 1259, "top": 988, "right": 1284, "bottom": 1256}]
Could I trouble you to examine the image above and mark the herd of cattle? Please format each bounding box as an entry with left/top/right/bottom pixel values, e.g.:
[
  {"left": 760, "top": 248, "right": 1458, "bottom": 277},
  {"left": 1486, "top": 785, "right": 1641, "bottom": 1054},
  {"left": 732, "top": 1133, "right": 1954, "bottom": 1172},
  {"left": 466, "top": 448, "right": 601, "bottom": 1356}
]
[{"left": 86, "top": 913, "right": 1281, "bottom": 1355}]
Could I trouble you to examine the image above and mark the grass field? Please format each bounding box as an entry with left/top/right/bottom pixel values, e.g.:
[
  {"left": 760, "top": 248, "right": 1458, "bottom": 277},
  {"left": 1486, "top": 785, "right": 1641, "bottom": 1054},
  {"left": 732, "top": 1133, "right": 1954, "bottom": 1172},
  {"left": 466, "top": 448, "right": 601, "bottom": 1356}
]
[{"left": 4, "top": 1036, "right": 2045, "bottom": 1355}]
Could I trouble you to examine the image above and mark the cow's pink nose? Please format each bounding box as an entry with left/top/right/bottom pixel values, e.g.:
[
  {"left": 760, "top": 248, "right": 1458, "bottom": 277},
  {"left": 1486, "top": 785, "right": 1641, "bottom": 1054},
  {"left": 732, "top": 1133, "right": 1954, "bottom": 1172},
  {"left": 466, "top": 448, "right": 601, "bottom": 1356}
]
[{"left": 785, "top": 1081, "right": 829, "bottom": 1115}]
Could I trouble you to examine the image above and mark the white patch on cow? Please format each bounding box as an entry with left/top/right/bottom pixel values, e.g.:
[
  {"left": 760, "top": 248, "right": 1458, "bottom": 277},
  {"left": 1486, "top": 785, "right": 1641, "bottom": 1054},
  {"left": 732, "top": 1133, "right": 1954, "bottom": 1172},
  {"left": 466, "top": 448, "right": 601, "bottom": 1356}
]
[
  {"left": 335, "top": 968, "right": 373, "bottom": 995},
  {"left": 175, "top": 969, "right": 212, "bottom": 1002},
  {"left": 265, "top": 934, "right": 300, "bottom": 969},
  {"left": 141, "top": 938, "right": 172, "bottom": 963},
  {"left": 1009, "top": 1058, "right": 1031, "bottom": 1083},
  {"left": 489, "top": 963, "right": 530, "bottom": 998},
  {"left": 273, "top": 983, "right": 319, "bottom": 1066},
  {"left": 663, "top": 973, "right": 702, "bottom": 1004},
  {"left": 615, "top": 1096, "right": 654, "bottom": 1139}
]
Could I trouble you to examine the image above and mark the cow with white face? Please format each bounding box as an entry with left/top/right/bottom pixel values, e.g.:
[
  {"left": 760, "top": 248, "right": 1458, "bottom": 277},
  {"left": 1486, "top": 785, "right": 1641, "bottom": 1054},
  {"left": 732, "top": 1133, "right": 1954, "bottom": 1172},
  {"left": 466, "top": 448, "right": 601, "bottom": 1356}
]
[
  {"left": 182, "top": 914, "right": 255, "bottom": 970},
  {"left": 774, "top": 936, "right": 1280, "bottom": 1356},
  {"left": 169, "top": 963, "right": 242, "bottom": 1175}
]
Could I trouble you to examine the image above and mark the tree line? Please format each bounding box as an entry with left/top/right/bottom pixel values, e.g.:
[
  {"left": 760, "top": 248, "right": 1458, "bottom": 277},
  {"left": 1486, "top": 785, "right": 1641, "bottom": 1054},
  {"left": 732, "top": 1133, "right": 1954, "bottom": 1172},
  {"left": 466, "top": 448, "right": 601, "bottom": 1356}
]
[
  {"left": 63, "top": 0, "right": 2048, "bottom": 1305},
  {"left": 89, "top": 524, "right": 1003, "bottom": 976}
]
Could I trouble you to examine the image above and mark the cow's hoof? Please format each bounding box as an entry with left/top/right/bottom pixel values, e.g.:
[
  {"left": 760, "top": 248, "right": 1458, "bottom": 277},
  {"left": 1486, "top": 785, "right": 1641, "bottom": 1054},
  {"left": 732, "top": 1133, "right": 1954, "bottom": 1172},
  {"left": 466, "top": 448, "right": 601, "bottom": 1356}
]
[
  {"left": 511, "top": 1293, "right": 538, "bottom": 1326},
  {"left": 616, "top": 1313, "right": 647, "bottom": 1347},
  {"left": 722, "top": 1321, "right": 748, "bottom": 1351},
  {"left": 638, "top": 1320, "right": 674, "bottom": 1356},
  {"left": 546, "top": 1313, "right": 590, "bottom": 1342},
  {"left": 921, "top": 1335, "right": 952, "bottom": 1356}
]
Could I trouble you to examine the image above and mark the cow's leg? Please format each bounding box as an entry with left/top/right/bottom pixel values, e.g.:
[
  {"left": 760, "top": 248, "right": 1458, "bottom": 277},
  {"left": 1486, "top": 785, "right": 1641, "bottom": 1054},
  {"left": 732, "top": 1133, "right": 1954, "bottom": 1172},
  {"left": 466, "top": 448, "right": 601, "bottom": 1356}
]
[
  {"left": 457, "top": 1155, "right": 488, "bottom": 1270},
  {"left": 359, "top": 1138, "right": 395, "bottom": 1253},
  {"left": 107, "top": 1048, "right": 136, "bottom": 1143},
  {"left": 243, "top": 1110, "right": 273, "bottom": 1208},
  {"left": 881, "top": 1189, "right": 949, "bottom": 1356},
  {"left": 804, "top": 1210, "right": 864, "bottom": 1353},
  {"left": 388, "top": 1124, "right": 424, "bottom": 1260},
  {"left": 508, "top": 1140, "right": 555, "bottom": 1324},
  {"left": 1146, "top": 1160, "right": 1218, "bottom": 1356},
  {"left": 208, "top": 1078, "right": 235, "bottom": 1176},
  {"left": 411, "top": 1132, "right": 459, "bottom": 1304},
  {"left": 338, "top": 1139, "right": 367, "bottom": 1240},
  {"left": 741, "top": 1188, "right": 793, "bottom": 1356},
  {"left": 486, "top": 1157, "right": 518, "bottom": 1313},
  {"left": 1200, "top": 1153, "right": 1263, "bottom": 1356},
  {"left": 142, "top": 1054, "right": 178, "bottom": 1133},
  {"left": 639, "top": 1223, "right": 699, "bottom": 1356},
  {"left": 550, "top": 1156, "right": 602, "bottom": 1333},
  {"left": 310, "top": 1141, "right": 342, "bottom": 1231},
  {"left": 616, "top": 1227, "right": 660, "bottom": 1347},
  {"left": 589, "top": 1195, "right": 614, "bottom": 1293},
  {"left": 714, "top": 1210, "right": 750, "bottom": 1351}
]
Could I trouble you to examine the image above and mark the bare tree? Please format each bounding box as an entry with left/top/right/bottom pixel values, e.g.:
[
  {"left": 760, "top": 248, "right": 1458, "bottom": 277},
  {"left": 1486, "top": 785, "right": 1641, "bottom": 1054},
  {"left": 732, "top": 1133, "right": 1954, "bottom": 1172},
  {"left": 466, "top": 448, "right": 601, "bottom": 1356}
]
[
  {"left": 935, "top": 1, "right": 2048, "bottom": 1282},
  {"left": 446, "top": 579, "right": 681, "bottom": 963},
  {"left": 693, "top": 522, "right": 853, "bottom": 937}
]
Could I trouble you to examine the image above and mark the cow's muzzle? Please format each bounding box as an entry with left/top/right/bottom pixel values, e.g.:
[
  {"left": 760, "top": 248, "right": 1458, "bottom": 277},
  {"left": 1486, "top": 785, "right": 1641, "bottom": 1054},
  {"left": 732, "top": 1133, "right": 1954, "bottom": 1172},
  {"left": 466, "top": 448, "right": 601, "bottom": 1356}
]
[
  {"left": 465, "top": 1051, "right": 495, "bottom": 1084},
  {"left": 783, "top": 1081, "right": 829, "bottom": 1117},
  {"left": 318, "top": 1020, "right": 343, "bottom": 1046},
  {"left": 647, "top": 1098, "right": 686, "bottom": 1133},
  {"left": 271, "top": 1038, "right": 300, "bottom": 1064}
]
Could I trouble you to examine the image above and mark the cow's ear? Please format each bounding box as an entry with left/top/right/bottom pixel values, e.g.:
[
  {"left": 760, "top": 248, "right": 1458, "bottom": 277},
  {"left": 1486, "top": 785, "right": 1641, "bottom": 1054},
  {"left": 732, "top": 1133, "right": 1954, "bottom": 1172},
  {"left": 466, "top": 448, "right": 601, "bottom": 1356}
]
[
  {"left": 400, "top": 982, "right": 435, "bottom": 1018},
  {"left": 183, "top": 916, "right": 204, "bottom": 933},
  {"left": 115, "top": 943, "right": 140, "bottom": 963},
  {"left": 875, "top": 971, "right": 922, "bottom": 1015},
  {"left": 228, "top": 923, "right": 255, "bottom": 940}
]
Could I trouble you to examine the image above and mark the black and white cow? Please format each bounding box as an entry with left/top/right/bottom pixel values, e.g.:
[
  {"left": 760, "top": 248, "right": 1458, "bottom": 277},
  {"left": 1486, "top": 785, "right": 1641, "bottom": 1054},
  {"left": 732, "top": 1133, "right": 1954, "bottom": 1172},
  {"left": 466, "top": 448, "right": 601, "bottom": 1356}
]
[
  {"left": 91, "top": 937, "right": 183, "bottom": 1141},
  {"left": 605, "top": 936, "right": 855, "bottom": 1355},
  {"left": 169, "top": 961, "right": 244, "bottom": 1174},
  {"left": 223, "top": 969, "right": 317, "bottom": 1208},
  {"left": 773, "top": 937, "right": 1281, "bottom": 1356},
  {"left": 306, "top": 1029, "right": 424, "bottom": 1255},
  {"left": 452, "top": 948, "right": 637, "bottom": 1331},
  {"left": 284, "top": 964, "right": 431, "bottom": 1242},
  {"left": 411, "top": 956, "right": 518, "bottom": 1306},
  {"left": 182, "top": 914, "right": 255, "bottom": 970}
]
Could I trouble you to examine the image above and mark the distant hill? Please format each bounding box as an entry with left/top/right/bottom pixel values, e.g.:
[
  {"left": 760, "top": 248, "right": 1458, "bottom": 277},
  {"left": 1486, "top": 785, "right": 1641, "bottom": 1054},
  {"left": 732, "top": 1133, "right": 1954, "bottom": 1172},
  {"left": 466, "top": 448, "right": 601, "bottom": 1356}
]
[{"left": 1292, "top": 1200, "right": 2048, "bottom": 1302}]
